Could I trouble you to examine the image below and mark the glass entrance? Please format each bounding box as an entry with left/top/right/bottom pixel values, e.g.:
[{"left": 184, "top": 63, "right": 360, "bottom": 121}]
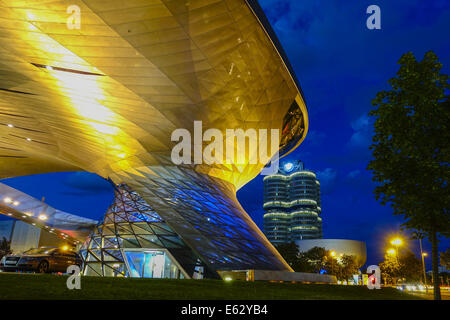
[{"left": 123, "top": 250, "right": 184, "bottom": 279}]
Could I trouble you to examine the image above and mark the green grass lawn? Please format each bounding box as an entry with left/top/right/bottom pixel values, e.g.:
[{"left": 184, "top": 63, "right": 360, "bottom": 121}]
[{"left": 0, "top": 273, "right": 422, "bottom": 300}]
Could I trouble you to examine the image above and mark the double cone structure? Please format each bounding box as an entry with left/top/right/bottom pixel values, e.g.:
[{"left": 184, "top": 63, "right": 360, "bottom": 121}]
[
  {"left": 81, "top": 184, "right": 201, "bottom": 278},
  {"left": 0, "top": 0, "right": 308, "bottom": 277}
]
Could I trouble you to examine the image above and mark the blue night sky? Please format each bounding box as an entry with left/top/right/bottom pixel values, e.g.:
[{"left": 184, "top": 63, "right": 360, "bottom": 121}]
[{"left": 1, "top": 0, "right": 449, "bottom": 268}]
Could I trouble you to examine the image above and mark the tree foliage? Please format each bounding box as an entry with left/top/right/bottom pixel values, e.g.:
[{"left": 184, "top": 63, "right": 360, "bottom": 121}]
[
  {"left": 300, "top": 246, "right": 328, "bottom": 273},
  {"left": 380, "top": 254, "right": 401, "bottom": 285},
  {"left": 275, "top": 242, "right": 303, "bottom": 271},
  {"left": 275, "top": 244, "right": 359, "bottom": 281},
  {"left": 379, "top": 249, "right": 422, "bottom": 284},
  {"left": 0, "top": 237, "right": 11, "bottom": 259},
  {"left": 368, "top": 51, "right": 449, "bottom": 235},
  {"left": 368, "top": 51, "right": 449, "bottom": 299},
  {"left": 334, "top": 254, "right": 359, "bottom": 281},
  {"left": 440, "top": 249, "right": 450, "bottom": 270}
]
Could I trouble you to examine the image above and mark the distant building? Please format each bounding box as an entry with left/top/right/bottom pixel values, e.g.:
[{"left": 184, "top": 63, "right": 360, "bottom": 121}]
[
  {"left": 0, "top": 219, "right": 66, "bottom": 253},
  {"left": 438, "top": 266, "right": 449, "bottom": 273},
  {"left": 263, "top": 160, "right": 323, "bottom": 244}
]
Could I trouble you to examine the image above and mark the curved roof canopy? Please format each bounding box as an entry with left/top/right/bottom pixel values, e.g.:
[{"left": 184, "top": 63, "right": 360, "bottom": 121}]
[
  {"left": 0, "top": 182, "right": 97, "bottom": 244},
  {"left": 0, "top": 1, "right": 309, "bottom": 274},
  {"left": 0, "top": 0, "right": 307, "bottom": 190}
]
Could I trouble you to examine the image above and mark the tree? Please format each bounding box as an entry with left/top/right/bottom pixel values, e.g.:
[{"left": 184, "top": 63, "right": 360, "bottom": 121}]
[
  {"left": 275, "top": 242, "right": 302, "bottom": 271},
  {"left": 400, "top": 251, "right": 423, "bottom": 283},
  {"left": 296, "top": 254, "right": 315, "bottom": 273},
  {"left": 301, "top": 246, "right": 328, "bottom": 273},
  {"left": 0, "top": 237, "right": 11, "bottom": 259},
  {"left": 380, "top": 253, "right": 401, "bottom": 285},
  {"left": 379, "top": 249, "right": 422, "bottom": 284},
  {"left": 275, "top": 244, "right": 329, "bottom": 273},
  {"left": 337, "top": 255, "right": 359, "bottom": 281},
  {"left": 323, "top": 254, "right": 359, "bottom": 281},
  {"left": 368, "top": 51, "right": 450, "bottom": 299},
  {"left": 275, "top": 245, "right": 360, "bottom": 281},
  {"left": 440, "top": 249, "right": 450, "bottom": 270}
]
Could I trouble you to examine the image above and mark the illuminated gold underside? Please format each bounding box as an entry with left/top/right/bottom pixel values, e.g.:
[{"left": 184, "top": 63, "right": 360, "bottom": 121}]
[{"left": 0, "top": 0, "right": 307, "bottom": 190}]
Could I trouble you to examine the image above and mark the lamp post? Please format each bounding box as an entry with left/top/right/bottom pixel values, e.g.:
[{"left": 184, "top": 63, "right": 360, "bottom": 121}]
[
  {"left": 387, "top": 248, "right": 396, "bottom": 255},
  {"left": 422, "top": 252, "right": 428, "bottom": 292},
  {"left": 387, "top": 249, "right": 396, "bottom": 285},
  {"left": 389, "top": 237, "right": 403, "bottom": 285},
  {"left": 419, "top": 238, "right": 428, "bottom": 293},
  {"left": 391, "top": 238, "right": 402, "bottom": 262},
  {"left": 330, "top": 251, "right": 336, "bottom": 276}
]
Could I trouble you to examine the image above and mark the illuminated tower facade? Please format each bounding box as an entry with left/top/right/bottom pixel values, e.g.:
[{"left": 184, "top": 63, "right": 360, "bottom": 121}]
[{"left": 263, "top": 161, "right": 323, "bottom": 244}]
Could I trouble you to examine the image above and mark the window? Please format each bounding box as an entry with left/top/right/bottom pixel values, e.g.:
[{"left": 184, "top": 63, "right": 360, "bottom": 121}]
[{"left": 123, "top": 250, "right": 183, "bottom": 279}]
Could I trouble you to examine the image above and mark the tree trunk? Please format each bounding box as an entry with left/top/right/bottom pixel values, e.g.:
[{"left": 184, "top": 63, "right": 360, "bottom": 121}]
[{"left": 431, "top": 228, "right": 441, "bottom": 300}]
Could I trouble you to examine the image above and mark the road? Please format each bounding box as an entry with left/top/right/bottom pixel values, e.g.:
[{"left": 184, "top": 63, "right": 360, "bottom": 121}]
[{"left": 408, "top": 289, "right": 450, "bottom": 300}]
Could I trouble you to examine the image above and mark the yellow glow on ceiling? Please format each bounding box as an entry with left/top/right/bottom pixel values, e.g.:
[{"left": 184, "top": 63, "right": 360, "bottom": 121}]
[
  {"left": 25, "top": 12, "right": 36, "bottom": 20},
  {"left": 0, "top": 0, "right": 307, "bottom": 191},
  {"left": 49, "top": 70, "right": 120, "bottom": 135}
]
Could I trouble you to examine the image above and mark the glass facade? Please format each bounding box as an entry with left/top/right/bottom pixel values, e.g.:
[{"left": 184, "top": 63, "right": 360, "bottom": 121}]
[
  {"left": 124, "top": 250, "right": 184, "bottom": 279},
  {"left": 81, "top": 175, "right": 291, "bottom": 278},
  {"left": 80, "top": 184, "right": 201, "bottom": 279},
  {"left": 279, "top": 101, "right": 307, "bottom": 157},
  {"left": 109, "top": 166, "right": 292, "bottom": 273},
  {"left": 263, "top": 161, "right": 323, "bottom": 244}
]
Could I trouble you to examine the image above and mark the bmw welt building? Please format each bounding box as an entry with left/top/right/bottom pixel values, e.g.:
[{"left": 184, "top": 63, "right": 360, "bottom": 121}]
[{"left": 0, "top": 0, "right": 311, "bottom": 279}]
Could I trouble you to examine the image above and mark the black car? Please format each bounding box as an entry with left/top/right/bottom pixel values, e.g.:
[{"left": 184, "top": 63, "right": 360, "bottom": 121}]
[{"left": 0, "top": 247, "right": 82, "bottom": 273}]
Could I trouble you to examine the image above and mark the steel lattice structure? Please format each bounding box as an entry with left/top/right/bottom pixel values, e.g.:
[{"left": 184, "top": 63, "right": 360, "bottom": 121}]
[{"left": 81, "top": 184, "right": 202, "bottom": 278}]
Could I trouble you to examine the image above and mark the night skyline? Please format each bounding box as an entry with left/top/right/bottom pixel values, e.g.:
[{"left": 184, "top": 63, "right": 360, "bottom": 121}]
[
  {"left": 2, "top": 0, "right": 449, "bottom": 268},
  {"left": 241, "top": 0, "right": 450, "bottom": 267}
]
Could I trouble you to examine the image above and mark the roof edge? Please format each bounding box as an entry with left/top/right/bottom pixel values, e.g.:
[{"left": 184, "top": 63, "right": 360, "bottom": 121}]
[{"left": 244, "top": 0, "right": 306, "bottom": 104}]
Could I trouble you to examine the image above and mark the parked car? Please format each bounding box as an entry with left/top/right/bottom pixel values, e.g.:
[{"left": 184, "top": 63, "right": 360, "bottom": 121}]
[{"left": 0, "top": 247, "right": 82, "bottom": 273}]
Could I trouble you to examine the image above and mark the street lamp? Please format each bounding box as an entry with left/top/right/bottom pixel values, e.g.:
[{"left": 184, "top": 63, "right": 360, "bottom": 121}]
[
  {"left": 390, "top": 237, "right": 403, "bottom": 262},
  {"left": 419, "top": 236, "right": 428, "bottom": 289},
  {"left": 422, "top": 252, "right": 428, "bottom": 284},
  {"left": 421, "top": 253, "right": 428, "bottom": 292},
  {"left": 387, "top": 237, "right": 403, "bottom": 286},
  {"left": 330, "top": 251, "right": 336, "bottom": 275},
  {"left": 387, "top": 248, "right": 396, "bottom": 255}
]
